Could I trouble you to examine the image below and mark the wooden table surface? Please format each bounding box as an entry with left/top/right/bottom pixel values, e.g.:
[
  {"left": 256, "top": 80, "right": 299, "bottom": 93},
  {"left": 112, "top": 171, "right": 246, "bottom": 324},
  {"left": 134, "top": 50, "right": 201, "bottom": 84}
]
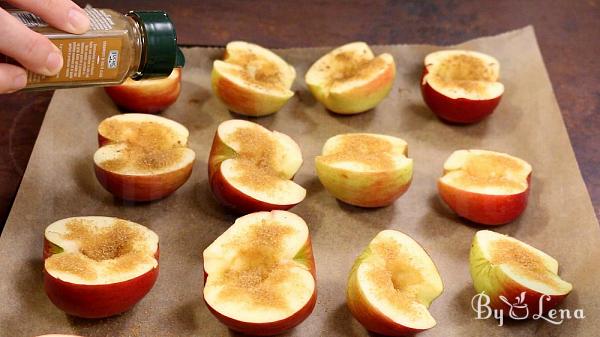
[{"left": 1, "top": 0, "right": 599, "bottom": 230}]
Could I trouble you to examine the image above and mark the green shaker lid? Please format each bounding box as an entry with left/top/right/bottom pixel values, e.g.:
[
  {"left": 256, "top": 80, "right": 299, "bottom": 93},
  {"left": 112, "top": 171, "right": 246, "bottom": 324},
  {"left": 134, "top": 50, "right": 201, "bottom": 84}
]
[{"left": 127, "top": 10, "right": 185, "bottom": 79}]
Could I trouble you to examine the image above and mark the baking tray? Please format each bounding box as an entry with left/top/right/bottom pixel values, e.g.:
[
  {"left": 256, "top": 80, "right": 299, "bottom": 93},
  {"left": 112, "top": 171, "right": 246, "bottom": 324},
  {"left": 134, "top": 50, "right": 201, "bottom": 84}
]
[{"left": 1, "top": 26, "right": 599, "bottom": 336}]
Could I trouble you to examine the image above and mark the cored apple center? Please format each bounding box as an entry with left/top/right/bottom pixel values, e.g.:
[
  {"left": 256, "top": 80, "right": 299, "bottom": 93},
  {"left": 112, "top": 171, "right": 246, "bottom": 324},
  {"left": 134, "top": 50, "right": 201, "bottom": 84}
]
[
  {"left": 212, "top": 220, "right": 300, "bottom": 310},
  {"left": 366, "top": 240, "right": 429, "bottom": 319},
  {"left": 45, "top": 219, "right": 152, "bottom": 281}
]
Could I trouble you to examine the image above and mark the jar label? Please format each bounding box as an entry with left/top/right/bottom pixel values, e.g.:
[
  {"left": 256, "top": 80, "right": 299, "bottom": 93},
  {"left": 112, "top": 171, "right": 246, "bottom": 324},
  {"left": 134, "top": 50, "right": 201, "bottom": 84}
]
[{"left": 26, "top": 37, "right": 123, "bottom": 84}]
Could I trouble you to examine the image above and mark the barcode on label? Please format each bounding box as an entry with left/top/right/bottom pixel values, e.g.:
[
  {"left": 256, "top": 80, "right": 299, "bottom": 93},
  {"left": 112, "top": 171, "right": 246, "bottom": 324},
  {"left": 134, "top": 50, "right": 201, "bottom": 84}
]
[
  {"left": 108, "top": 50, "right": 119, "bottom": 69},
  {"left": 12, "top": 12, "right": 48, "bottom": 28}
]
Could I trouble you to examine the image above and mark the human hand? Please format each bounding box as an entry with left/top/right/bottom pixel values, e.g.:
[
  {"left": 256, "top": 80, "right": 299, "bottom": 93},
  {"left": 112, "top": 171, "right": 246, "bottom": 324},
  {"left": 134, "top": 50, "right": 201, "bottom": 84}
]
[{"left": 0, "top": 0, "right": 90, "bottom": 93}]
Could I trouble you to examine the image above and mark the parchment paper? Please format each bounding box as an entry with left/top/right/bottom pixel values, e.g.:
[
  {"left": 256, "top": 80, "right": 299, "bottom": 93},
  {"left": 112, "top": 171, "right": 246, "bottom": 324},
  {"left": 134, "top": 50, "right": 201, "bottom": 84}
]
[{"left": 1, "top": 26, "right": 599, "bottom": 337}]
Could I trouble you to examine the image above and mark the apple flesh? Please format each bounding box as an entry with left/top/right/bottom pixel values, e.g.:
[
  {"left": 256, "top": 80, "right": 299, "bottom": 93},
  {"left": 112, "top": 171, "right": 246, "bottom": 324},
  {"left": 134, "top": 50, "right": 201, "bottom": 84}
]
[
  {"left": 104, "top": 68, "right": 182, "bottom": 114},
  {"left": 315, "top": 133, "right": 412, "bottom": 207},
  {"left": 208, "top": 119, "right": 306, "bottom": 213},
  {"left": 438, "top": 149, "right": 531, "bottom": 225},
  {"left": 421, "top": 50, "right": 504, "bottom": 123},
  {"left": 94, "top": 114, "right": 195, "bottom": 201},
  {"left": 470, "top": 230, "right": 572, "bottom": 317},
  {"left": 43, "top": 216, "right": 159, "bottom": 319},
  {"left": 212, "top": 41, "right": 296, "bottom": 116},
  {"left": 305, "top": 42, "right": 396, "bottom": 114},
  {"left": 203, "top": 211, "right": 316, "bottom": 335},
  {"left": 347, "top": 230, "right": 443, "bottom": 336}
]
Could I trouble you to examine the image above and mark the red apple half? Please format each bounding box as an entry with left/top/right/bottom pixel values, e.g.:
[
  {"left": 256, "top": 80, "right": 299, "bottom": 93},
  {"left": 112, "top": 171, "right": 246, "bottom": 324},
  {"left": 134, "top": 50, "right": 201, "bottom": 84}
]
[
  {"left": 104, "top": 68, "right": 182, "bottom": 114},
  {"left": 438, "top": 149, "right": 532, "bottom": 225},
  {"left": 208, "top": 119, "right": 306, "bottom": 213},
  {"left": 315, "top": 133, "right": 413, "bottom": 207},
  {"left": 470, "top": 230, "right": 572, "bottom": 317},
  {"left": 421, "top": 50, "right": 504, "bottom": 123},
  {"left": 203, "top": 210, "right": 316, "bottom": 335},
  {"left": 43, "top": 216, "right": 159, "bottom": 318},
  {"left": 347, "top": 230, "right": 443, "bottom": 336},
  {"left": 94, "top": 113, "right": 195, "bottom": 201},
  {"left": 306, "top": 42, "right": 396, "bottom": 114},
  {"left": 212, "top": 41, "right": 296, "bottom": 116}
]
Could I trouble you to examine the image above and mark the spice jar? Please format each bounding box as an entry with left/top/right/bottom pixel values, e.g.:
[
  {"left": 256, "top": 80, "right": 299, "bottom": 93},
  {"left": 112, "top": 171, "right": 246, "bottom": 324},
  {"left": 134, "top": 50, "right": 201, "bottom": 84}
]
[{"left": 3, "top": 7, "right": 185, "bottom": 90}]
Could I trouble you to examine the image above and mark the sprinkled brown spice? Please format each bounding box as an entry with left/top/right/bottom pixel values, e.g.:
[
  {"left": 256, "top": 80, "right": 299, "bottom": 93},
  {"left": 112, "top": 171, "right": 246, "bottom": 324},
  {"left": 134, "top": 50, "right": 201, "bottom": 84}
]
[
  {"left": 98, "top": 119, "right": 186, "bottom": 172},
  {"left": 432, "top": 54, "right": 497, "bottom": 94},
  {"left": 45, "top": 252, "right": 97, "bottom": 280},
  {"left": 452, "top": 153, "right": 526, "bottom": 190},
  {"left": 229, "top": 127, "right": 283, "bottom": 191},
  {"left": 228, "top": 50, "right": 286, "bottom": 91},
  {"left": 216, "top": 220, "right": 296, "bottom": 309},
  {"left": 365, "top": 240, "right": 426, "bottom": 318},
  {"left": 46, "top": 219, "right": 153, "bottom": 280},
  {"left": 65, "top": 219, "right": 141, "bottom": 261},
  {"left": 490, "top": 239, "right": 558, "bottom": 288},
  {"left": 324, "top": 51, "right": 385, "bottom": 87},
  {"left": 99, "top": 120, "right": 180, "bottom": 149},
  {"left": 321, "top": 134, "right": 397, "bottom": 170}
]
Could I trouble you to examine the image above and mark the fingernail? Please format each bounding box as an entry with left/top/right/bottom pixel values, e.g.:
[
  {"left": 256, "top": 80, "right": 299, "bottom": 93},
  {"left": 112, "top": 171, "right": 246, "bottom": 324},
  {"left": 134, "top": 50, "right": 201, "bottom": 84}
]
[
  {"left": 68, "top": 8, "right": 90, "bottom": 33},
  {"left": 45, "top": 50, "right": 63, "bottom": 75},
  {"left": 12, "top": 73, "right": 27, "bottom": 90}
]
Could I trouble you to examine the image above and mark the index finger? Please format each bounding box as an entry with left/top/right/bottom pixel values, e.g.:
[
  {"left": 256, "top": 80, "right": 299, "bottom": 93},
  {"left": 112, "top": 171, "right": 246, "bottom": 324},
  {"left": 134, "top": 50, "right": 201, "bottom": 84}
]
[{"left": 7, "top": 0, "right": 89, "bottom": 34}]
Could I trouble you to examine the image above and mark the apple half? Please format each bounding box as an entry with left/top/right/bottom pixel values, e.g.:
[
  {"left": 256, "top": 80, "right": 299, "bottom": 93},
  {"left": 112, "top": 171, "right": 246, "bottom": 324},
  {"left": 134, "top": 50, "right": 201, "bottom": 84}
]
[
  {"left": 203, "top": 211, "right": 316, "bottom": 335},
  {"left": 347, "top": 230, "right": 443, "bottom": 336},
  {"left": 208, "top": 119, "right": 306, "bottom": 213},
  {"left": 438, "top": 149, "right": 532, "bottom": 225},
  {"left": 421, "top": 50, "right": 504, "bottom": 123},
  {"left": 43, "top": 216, "right": 159, "bottom": 318},
  {"left": 212, "top": 41, "right": 296, "bottom": 116},
  {"left": 305, "top": 42, "right": 396, "bottom": 114},
  {"left": 315, "top": 133, "right": 412, "bottom": 207},
  {"left": 104, "top": 68, "right": 182, "bottom": 114},
  {"left": 470, "top": 230, "right": 572, "bottom": 317},
  {"left": 94, "top": 113, "right": 195, "bottom": 201}
]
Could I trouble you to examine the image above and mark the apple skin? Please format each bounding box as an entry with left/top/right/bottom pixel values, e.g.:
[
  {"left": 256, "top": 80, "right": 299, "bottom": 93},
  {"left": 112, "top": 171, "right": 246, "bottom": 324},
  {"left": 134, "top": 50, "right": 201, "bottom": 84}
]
[
  {"left": 470, "top": 236, "right": 568, "bottom": 317},
  {"left": 438, "top": 175, "right": 530, "bottom": 225},
  {"left": 203, "top": 233, "right": 317, "bottom": 335},
  {"left": 315, "top": 148, "right": 412, "bottom": 208},
  {"left": 207, "top": 131, "right": 301, "bottom": 213},
  {"left": 209, "top": 167, "right": 299, "bottom": 214},
  {"left": 420, "top": 69, "right": 502, "bottom": 124},
  {"left": 104, "top": 68, "right": 182, "bottom": 114},
  {"left": 43, "top": 239, "right": 159, "bottom": 319},
  {"left": 211, "top": 68, "right": 292, "bottom": 117},
  {"left": 94, "top": 160, "right": 194, "bottom": 202},
  {"left": 308, "top": 58, "right": 396, "bottom": 114}
]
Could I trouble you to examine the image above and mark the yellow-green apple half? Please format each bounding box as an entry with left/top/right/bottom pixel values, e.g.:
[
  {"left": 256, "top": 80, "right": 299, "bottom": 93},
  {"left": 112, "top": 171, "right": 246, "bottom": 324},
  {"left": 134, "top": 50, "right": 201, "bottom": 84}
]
[
  {"left": 315, "top": 133, "right": 412, "bottom": 207},
  {"left": 203, "top": 211, "right": 316, "bottom": 335},
  {"left": 94, "top": 113, "right": 195, "bottom": 201},
  {"left": 305, "top": 42, "right": 395, "bottom": 114},
  {"left": 347, "top": 230, "right": 443, "bottom": 336},
  {"left": 470, "top": 230, "right": 572, "bottom": 317},
  {"left": 421, "top": 50, "right": 504, "bottom": 123},
  {"left": 104, "top": 68, "right": 182, "bottom": 114},
  {"left": 208, "top": 119, "right": 305, "bottom": 213},
  {"left": 43, "top": 216, "right": 159, "bottom": 318},
  {"left": 212, "top": 41, "right": 296, "bottom": 116},
  {"left": 438, "top": 149, "right": 531, "bottom": 225}
]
